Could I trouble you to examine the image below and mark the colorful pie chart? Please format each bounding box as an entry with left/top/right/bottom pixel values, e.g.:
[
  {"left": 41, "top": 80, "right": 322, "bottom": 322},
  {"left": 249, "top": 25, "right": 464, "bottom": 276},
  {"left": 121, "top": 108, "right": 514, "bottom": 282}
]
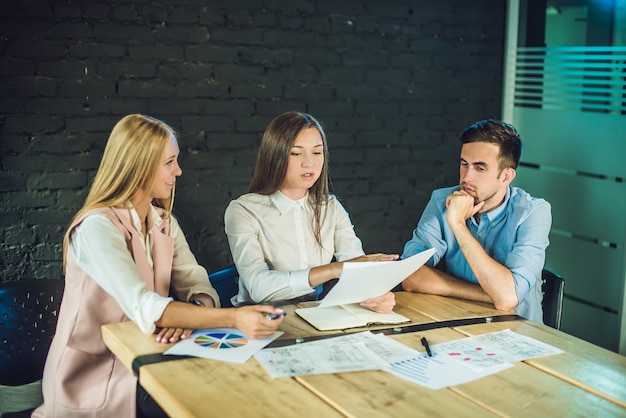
[{"left": 194, "top": 331, "right": 249, "bottom": 349}]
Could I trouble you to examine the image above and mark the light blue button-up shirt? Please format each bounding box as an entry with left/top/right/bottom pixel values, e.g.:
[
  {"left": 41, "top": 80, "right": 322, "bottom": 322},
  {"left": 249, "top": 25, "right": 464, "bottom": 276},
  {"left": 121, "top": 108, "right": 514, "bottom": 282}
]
[{"left": 402, "top": 185, "right": 552, "bottom": 323}]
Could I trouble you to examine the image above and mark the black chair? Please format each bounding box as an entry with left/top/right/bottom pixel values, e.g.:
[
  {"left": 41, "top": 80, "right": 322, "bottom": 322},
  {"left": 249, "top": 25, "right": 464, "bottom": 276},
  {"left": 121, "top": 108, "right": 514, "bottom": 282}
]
[
  {"left": 541, "top": 268, "right": 564, "bottom": 330},
  {"left": 0, "top": 279, "right": 64, "bottom": 417},
  {"left": 209, "top": 265, "right": 239, "bottom": 308}
]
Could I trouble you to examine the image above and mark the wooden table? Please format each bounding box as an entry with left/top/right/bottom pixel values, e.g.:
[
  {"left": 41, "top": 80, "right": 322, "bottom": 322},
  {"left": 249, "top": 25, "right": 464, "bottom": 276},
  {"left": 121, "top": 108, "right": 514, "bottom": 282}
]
[{"left": 102, "top": 292, "right": 626, "bottom": 417}]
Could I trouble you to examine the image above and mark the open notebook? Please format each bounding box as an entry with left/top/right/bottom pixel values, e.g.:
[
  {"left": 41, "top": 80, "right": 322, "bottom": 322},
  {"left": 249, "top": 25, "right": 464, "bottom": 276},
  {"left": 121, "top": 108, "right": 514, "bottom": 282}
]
[{"left": 295, "top": 248, "right": 436, "bottom": 331}]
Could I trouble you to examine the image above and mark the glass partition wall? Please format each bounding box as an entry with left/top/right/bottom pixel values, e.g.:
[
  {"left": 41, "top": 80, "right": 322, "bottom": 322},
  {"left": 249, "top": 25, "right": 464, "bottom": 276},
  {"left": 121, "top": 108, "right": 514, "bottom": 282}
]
[{"left": 503, "top": 0, "right": 626, "bottom": 353}]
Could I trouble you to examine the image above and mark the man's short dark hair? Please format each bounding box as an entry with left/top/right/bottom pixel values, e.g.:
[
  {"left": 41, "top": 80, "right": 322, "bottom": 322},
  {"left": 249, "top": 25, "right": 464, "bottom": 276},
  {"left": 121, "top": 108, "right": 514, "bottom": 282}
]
[{"left": 459, "top": 119, "right": 522, "bottom": 170}]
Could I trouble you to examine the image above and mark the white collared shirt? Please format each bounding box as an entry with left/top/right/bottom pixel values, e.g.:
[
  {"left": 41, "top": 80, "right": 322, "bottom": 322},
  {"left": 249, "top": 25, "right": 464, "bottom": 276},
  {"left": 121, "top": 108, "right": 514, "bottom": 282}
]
[
  {"left": 70, "top": 204, "right": 213, "bottom": 333},
  {"left": 224, "top": 191, "right": 364, "bottom": 305}
]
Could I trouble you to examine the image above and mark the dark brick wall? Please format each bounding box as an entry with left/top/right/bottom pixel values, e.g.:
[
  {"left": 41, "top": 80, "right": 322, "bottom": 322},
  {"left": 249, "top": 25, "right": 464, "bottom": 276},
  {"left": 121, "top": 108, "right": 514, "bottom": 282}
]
[{"left": 0, "top": 0, "right": 505, "bottom": 282}]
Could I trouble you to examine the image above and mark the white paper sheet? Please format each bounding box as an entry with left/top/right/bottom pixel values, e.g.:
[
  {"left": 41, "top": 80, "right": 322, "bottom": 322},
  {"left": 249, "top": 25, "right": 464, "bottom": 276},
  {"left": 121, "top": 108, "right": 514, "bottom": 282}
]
[
  {"left": 386, "top": 329, "right": 563, "bottom": 389},
  {"left": 318, "top": 247, "right": 436, "bottom": 307},
  {"left": 387, "top": 353, "right": 512, "bottom": 390},
  {"left": 326, "top": 331, "right": 422, "bottom": 363},
  {"left": 435, "top": 329, "right": 564, "bottom": 371},
  {"left": 363, "top": 332, "right": 426, "bottom": 363},
  {"left": 164, "top": 328, "right": 283, "bottom": 364},
  {"left": 254, "top": 331, "right": 407, "bottom": 378},
  {"left": 255, "top": 341, "right": 389, "bottom": 378}
]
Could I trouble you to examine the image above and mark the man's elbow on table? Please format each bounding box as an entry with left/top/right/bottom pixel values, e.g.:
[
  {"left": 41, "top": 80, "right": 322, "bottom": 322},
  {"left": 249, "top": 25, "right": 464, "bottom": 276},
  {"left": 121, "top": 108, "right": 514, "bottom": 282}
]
[
  {"left": 401, "top": 276, "right": 420, "bottom": 293},
  {"left": 401, "top": 267, "right": 443, "bottom": 294},
  {"left": 492, "top": 294, "right": 518, "bottom": 312}
]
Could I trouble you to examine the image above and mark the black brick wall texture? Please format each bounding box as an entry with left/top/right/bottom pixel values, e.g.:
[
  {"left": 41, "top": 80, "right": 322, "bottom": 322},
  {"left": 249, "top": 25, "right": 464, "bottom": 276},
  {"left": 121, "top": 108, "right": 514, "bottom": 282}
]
[{"left": 0, "top": 0, "right": 505, "bottom": 283}]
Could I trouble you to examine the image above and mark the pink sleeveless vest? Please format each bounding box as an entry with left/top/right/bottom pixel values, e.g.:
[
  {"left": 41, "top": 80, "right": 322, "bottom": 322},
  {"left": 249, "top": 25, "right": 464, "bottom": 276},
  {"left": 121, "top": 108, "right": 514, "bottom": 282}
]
[{"left": 33, "top": 206, "right": 174, "bottom": 418}]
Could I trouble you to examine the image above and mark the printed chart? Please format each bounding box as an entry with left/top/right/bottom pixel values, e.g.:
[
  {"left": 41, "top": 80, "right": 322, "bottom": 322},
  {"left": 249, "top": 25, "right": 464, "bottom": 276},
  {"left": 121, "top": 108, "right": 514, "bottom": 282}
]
[
  {"left": 194, "top": 332, "right": 249, "bottom": 349},
  {"left": 164, "top": 328, "right": 282, "bottom": 363}
]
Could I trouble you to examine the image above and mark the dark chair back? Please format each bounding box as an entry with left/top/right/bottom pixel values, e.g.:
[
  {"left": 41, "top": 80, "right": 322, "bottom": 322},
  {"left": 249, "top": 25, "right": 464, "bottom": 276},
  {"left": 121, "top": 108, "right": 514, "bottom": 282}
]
[
  {"left": 209, "top": 265, "right": 239, "bottom": 308},
  {"left": 541, "top": 268, "right": 564, "bottom": 329},
  {"left": 0, "top": 279, "right": 64, "bottom": 386}
]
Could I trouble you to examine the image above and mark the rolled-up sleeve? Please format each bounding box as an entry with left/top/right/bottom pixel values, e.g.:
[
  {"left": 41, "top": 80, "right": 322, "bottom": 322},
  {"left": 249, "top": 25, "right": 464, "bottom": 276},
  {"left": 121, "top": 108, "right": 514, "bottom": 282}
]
[
  {"left": 71, "top": 215, "right": 172, "bottom": 334},
  {"left": 506, "top": 199, "right": 552, "bottom": 304}
]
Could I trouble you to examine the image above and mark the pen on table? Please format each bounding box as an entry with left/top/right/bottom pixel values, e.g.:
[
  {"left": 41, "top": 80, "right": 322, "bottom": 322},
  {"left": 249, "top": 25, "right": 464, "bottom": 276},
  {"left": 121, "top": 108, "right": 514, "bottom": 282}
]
[
  {"left": 265, "top": 311, "right": 287, "bottom": 320},
  {"left": 421, "top": 336, "right": 433, "bottom": 357}
]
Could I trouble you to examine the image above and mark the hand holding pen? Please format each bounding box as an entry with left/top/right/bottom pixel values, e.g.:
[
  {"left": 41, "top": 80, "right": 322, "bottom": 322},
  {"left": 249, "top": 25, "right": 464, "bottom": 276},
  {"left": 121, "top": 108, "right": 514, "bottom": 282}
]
[
  {"left": 265, "top": 311, "right": 287, "bottom": 320},
  {"left": 234, "top": 306, "right": 285, "bottom": 339}
]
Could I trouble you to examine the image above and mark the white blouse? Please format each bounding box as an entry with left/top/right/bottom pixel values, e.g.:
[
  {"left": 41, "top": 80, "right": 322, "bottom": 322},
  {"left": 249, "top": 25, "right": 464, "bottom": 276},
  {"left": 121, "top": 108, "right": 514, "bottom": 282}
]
[{"left": 224, "top": 191, "right": 364, "bottom": 306}]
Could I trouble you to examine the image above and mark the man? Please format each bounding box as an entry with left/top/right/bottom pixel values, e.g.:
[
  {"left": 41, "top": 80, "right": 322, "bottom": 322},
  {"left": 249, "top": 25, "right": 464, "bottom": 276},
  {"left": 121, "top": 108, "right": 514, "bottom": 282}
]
[{"left": 401, "top": 119, "right": 551, "bottom": 323}]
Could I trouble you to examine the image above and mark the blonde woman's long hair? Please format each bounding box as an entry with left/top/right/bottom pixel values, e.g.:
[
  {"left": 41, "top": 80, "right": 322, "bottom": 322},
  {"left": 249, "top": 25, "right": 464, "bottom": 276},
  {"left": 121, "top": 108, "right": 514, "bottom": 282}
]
[
  {"left": 248, "top": 111, "right": 330, "bottom": 249},
  {"left": 63, "top": 114, "right": 177, "bottom": 270}
]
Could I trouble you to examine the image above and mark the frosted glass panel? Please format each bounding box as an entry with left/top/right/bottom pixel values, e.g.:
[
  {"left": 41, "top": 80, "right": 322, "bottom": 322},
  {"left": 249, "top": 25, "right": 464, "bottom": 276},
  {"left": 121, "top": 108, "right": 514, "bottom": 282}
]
[
  {"left": 546, "top": 234, "right": 622, "bottom": 310},
  {"left": 515, "top": 166, "right": 626, "bottom": 245},
  {"left": 561, "top": 298, "right": 619, "bottom": 351},
  {"left": 515, "top": 46, "right": 626, "bottom": 116},
  {"left": 513, "top": 107, "right": 626, "bottom": 179}
]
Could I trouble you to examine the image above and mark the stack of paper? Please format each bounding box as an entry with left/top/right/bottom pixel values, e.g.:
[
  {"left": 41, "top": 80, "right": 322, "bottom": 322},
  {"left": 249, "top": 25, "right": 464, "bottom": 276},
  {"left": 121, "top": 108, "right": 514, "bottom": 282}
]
[
  {"left": 254, "top": 329, "right": 564, "bottom": 389},
  {"left": 254, "top": 331, "right": 419, "bottom": 378}
]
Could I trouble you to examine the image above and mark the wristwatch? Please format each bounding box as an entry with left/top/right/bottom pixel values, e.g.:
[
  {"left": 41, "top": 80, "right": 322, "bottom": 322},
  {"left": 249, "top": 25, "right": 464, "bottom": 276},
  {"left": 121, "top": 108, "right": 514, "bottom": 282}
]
[{"left": 189, "top": 298, "right": 205, "bottom": 307}]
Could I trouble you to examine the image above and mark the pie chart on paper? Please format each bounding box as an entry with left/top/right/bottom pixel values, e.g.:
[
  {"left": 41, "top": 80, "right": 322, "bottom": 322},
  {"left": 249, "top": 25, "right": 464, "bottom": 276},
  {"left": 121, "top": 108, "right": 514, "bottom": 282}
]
[
  {"left": 164, "top": 327, "right": 282, "bottom": 363},
  {"left": 193, "top": 331, "right": 249, "bottom": 349}
]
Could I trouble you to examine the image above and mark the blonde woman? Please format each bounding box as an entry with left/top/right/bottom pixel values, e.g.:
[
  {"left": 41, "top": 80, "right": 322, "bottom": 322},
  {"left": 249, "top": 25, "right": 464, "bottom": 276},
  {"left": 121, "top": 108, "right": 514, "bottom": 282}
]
[
  {"left": 225, "top": 111, "right": 397, "bottom": 312},
  {"left": 34, "top": 114, "right": 283, "bottom": 418}
]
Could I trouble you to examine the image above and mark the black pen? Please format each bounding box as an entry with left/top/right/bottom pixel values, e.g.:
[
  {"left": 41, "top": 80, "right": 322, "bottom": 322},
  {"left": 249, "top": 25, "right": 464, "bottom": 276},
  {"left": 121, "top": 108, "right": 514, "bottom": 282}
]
[
  {"left": 421, "top": 336, "right": 433, "bottom": 357},
  {"left": 265, "top": 311, "right": 287, "bottom": 320}
]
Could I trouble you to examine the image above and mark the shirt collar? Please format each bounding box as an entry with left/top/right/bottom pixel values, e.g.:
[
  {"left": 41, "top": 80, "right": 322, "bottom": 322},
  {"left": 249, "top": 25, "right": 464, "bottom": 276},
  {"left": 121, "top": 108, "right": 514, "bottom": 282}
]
[
  {"left": 126, "top": 201, "right": 163, "bottom": 231},
  {"left": 480, "top": 186, "right": 511, "bottom": 223},
  {"left": 270, "top": 190, "right": 308, "bottom": 215}
]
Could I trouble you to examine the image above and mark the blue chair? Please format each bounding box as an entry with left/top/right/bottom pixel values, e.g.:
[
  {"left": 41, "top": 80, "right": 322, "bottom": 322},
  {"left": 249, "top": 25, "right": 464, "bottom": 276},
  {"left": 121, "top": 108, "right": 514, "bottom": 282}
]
[
  {"left": 0, "top": 279, "right": 64, "bottom": 417},
  {"left": 209, "top": 265, "right": 239, "bottom": 308},
  {"left": 541, "top": 268, "right": 565, "bottom": 330}
]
